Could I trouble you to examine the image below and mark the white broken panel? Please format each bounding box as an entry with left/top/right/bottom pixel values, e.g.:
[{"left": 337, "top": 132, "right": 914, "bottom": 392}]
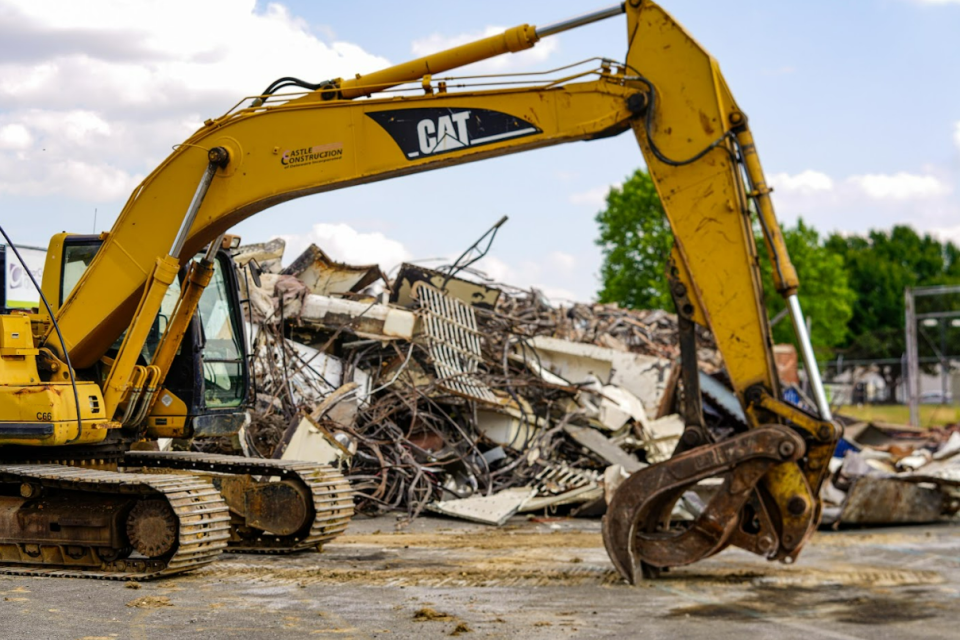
[
  {"left": 934, "top": 432, "right": 960, "bottom": 461},
  {"left": 282, "top": 415, "right": 351, "bottom": 468},
  {"left": 476, "top": 405, "right": 543, "bottom": 450},
  {"left": 429, "top": 487, "right": 537, "bottom": 526},
  {"left": 242, "top": 274, "right": 281, "bottom": 320},
  {"left": 524, "top": 336, "right": 672, "bottom": 416},
  {"left": 563, "top": 424, "right": 644, "bottom": 473},
  {"left": 281, "top": 243, "right": 386, "bottom": 296},
  {"left": 518, "top": 461, "right": 602, "bottom": 512},
  {"left": 300, "top": 294, "right": 417, "bottom": 340},
  {"left": 351, "top": 367, "right": 373, "bottom": 408},
  {"left": 247, "top": 321, "right": 345, "bottom": 405},
  {"left": 523, "top": 336, "right": 613, "bottom": 386},
  {"left": 232, "top": 237, "right": 286, "bottom": 272},
  {"left": 511, "top": 353, "right": 577, "bottom": 387},
  {"left": 596, "top": 384, "right": 650, "bottom": 432},
  {"left": 642, "top": 414, "right": 684, "bottom": 464},
  {"left": 519, "top": 485, "right": 604, "bottom": 512}
]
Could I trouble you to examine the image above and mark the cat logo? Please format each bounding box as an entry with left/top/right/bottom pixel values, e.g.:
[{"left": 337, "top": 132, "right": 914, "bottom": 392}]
[
  {"left": 366, "top": 107, "right": 541, "bottom": 160},
  {"left": 416, "top": 111, "right": 472, "bottom": 156}
]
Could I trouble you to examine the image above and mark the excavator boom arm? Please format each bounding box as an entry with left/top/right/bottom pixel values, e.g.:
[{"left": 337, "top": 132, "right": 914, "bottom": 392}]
[{"left": 49, "top": 80, "right": 642, "bottom": 369}]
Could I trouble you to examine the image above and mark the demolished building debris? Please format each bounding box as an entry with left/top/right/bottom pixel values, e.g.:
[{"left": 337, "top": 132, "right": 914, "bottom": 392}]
[{"left": 194, "top": 238, "right": 960, "bottom": 531}]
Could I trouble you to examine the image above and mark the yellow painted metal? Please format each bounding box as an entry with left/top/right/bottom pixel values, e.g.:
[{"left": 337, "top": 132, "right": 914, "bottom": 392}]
[
  {"left": 0, "top": 0, "right": 847, "bottom": 583},
  {"left": 624, "top": 0, "right": 780, "bottom": 411},
  {"left": 145, "top": 389, "right": 189, "bottom": 439},
  {"left": 0, "top": 315, "right": 39, "bottom": 385},
  {"left": 39, "top": 233, "right": 69, "bottom": 318},
  {"left": 1, "top": 315, "right": 115, "bottom": 446},
  {"left": 622, "top": 0, "right": 826, "bottom": 559},
  {"left": 753, "top": 391, "right": 840, "bottom": 525},
  {"left": 101, "top": 255, "right": 180, "bottom": 419},
  {"left": 291, "top": 24, "right": 540, "bottom": 103},
  {"left": 735, "top": 126, "right": 799, "bottom": 295},
  {"left": 16, "top": 2, "right": 825, "bottom": 569},
  {"left": 48, "top": 81, "right": 640, "bottom": 370},
  {"left": 0, "top": 387, "right": 114, "bottom": 447}
]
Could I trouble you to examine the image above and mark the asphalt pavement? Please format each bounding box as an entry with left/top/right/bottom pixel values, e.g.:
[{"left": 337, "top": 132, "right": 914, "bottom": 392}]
[{"left": 1, "top": 515, "right": 958, "bottom": 639}]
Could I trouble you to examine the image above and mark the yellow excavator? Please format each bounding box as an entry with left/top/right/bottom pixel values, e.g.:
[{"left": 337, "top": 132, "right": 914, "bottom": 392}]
[{"left": 0, "top": 0, "right": 838, "bottom": 581}]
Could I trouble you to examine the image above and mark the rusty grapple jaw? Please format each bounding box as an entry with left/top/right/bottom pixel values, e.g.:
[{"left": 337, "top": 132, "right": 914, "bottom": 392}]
[{"left": 601, "top": 425, "right": 806, "bottom": 584}]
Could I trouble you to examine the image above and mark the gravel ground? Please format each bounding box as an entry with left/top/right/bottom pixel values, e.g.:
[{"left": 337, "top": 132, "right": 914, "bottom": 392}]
[{"left": 1, "top": 515, "right": 958, "bottom": 639}]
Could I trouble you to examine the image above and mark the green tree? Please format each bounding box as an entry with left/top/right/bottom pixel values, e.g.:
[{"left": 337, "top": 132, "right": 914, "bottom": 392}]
[
  {"left": 757, "top": 218, "right": 856, "bottom": 353},
  {"left": 595, "top": 169, "right": 673, "bottom": 310},
  {"left": 595, "top": 170, "right": 854, "bottom": 353},
  {"left": 826, "top": 225, "right": 960, "bottom": 364}
]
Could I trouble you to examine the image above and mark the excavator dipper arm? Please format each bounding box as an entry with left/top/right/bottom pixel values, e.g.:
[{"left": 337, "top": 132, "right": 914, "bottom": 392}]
[
  {"left": 39, "top": 1, "right": 837, "bottom": 579},
  {"left": 604, "top": 1, "right": 839, "bottom": 581}
]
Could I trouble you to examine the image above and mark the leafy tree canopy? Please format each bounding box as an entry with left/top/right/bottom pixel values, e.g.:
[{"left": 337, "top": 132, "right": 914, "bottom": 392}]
[
  {"left": 757, "top": 218, "right": 855, "bottom": 353},
  {"left": 595, "top": 169, "right": 673, "bottom": 310},
  {"left": 595, "top": 170, "right": 854, "bottom": 353},
  {"left": 825, "top": 225, "right": 960, "bottom": 362}
]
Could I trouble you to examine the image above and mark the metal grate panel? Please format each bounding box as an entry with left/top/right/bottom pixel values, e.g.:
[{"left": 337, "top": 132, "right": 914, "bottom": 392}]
[{"left": 414, "top": 283, "right": 496, "bottom": 404}]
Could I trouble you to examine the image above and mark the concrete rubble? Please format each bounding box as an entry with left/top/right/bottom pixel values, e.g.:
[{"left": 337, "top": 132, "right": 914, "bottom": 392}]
[
  {"left": 821, "top": 421, "right": 960, "bottom": 526},
  {"left": 196, "top": 237, "right": 960, "bottom": 531}
]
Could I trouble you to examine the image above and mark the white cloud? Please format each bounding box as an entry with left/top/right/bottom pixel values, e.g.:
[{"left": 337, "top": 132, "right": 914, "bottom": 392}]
[
  {"left": 0, "top": 124, "right": 32, "bottom": 150},
  {"left": 0, "top": 0, "right": 390, "bottom": 205},
  {"left": 11, "top": 110, "right": 112, "bottom": 144},
  {"left": 847, "top": 172, "right": 950, "bottom": 200},
  {"left": 411, "top": 26, "right": 559, "bottom": 74},
  {"left": 0, "top": 155, "right": 142, "bottom": 201},
  {"left": 931, "top": 224, "right": 960, "bottom": 245},
  {"left": 275, "top": 223, "right": 411, "bottom": 273},
  {"left": 470, "top": 255, "right": 582, "bottom": 305},
  {"left": 768, "top": 167, "right": 958, "bottom": 239},
  {"left": 0, "top": 2, "right": 389, "bottom": 113},
  {"left": 569, "top": 183, "right": 619, "bottom": 208},
  {"left": 769, "top": 170, "right": 834, "bottom": 194},
  {"left": 548, "top": 250, "right": 576, "bottom": 273},
  {"left": 472, "top": 255, "right": 516, "bottom": 283}
]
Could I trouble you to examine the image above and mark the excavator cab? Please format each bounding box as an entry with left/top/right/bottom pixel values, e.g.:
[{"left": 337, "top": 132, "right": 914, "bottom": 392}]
[{"left": 41, "top": 233, "right": 251, "bottom": 441}]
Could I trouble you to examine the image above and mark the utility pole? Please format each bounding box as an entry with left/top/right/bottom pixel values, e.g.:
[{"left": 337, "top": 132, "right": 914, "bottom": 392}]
[{"left": 906, "top": 288, "right": 919, "bottom": 427}]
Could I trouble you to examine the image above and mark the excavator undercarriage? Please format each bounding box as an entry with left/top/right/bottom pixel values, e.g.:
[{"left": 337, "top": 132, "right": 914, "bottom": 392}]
[{"left": 0, "top": 452, "right": 353, "bottom": 579}]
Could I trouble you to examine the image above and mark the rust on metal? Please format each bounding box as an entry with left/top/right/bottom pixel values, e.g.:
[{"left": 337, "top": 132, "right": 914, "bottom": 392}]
[
  {"left": 602, "top": 425, "right": 805, "bottom": 584},
  {"left": 839, "top": 478, "right": 945, "bottom": 525},
  {"left": 123, "top": 451, "right": 354, "bottom": 553},
  {"left": 244, "top": 481, "right": 311, "bottom": 536},
  {"left": 0, "top": 463, "right": 230, "bottom": 579}
]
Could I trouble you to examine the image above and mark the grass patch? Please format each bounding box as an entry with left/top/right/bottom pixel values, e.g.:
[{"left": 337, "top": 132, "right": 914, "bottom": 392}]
[{"left": 836, "top": 403, "right": 960, "bottom": 428}]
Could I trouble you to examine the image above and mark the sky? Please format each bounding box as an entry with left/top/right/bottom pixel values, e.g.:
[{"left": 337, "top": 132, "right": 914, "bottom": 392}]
[{"left": 1, "top": 0, "right": 958, "bottom": 303}]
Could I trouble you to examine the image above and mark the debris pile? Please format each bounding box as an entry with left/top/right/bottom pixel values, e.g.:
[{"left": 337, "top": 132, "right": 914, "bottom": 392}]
[
  {"left": 207, "top": 237, "right": 960, "bottom": 530},
  {"left": 821, "top": 421, "right": 960, "bottom": 526},
  {"left": 211, "top": 239, "right": 704, "bottom": 524}
]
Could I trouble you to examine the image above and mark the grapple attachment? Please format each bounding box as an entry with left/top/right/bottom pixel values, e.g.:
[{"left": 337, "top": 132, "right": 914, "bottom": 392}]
[{"left": 602, "top": 425, "right": 807, "bottom": 583}]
